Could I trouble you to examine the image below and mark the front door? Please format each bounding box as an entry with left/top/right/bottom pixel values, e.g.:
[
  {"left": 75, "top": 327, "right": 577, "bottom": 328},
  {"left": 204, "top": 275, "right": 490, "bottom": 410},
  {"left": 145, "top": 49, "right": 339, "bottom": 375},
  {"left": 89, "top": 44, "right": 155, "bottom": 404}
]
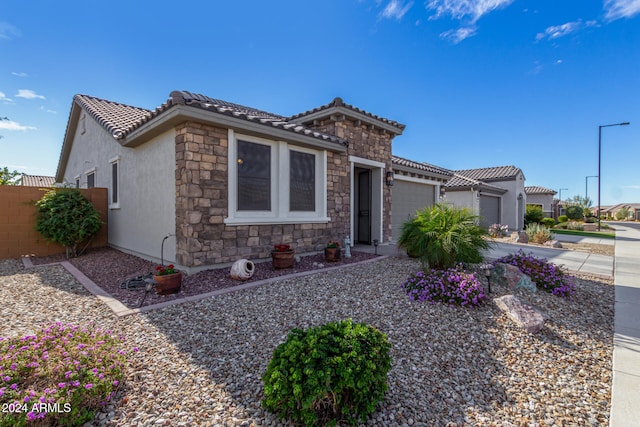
[{"left": 358, "top": 170, "right": 371, "bottom": 244}]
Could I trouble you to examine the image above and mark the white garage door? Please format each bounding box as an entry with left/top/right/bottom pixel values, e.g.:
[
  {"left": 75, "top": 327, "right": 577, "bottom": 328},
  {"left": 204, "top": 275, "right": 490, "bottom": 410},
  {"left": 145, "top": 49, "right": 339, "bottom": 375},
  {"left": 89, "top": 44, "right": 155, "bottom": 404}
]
[
  {"left": 392, "top": 181, "right": 435, "bottom": 241},
  {"left": 479, "top": 195, "right": 500, "bottom": 228}
]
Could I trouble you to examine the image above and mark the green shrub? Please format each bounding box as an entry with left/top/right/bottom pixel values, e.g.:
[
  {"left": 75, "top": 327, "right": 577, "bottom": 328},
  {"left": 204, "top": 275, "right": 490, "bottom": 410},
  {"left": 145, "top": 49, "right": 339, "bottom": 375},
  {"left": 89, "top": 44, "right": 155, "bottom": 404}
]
[
  {"left": 540, "top": 217, "right": 555, "bottom": 228},
  {"left": 262, "top": 319, "right": 392, "bottom": 426},
  {"left": 615, "top": 208, "right": 629, "bottom": 220},
  {"left": 558, "top": 215, "right": 568, "bottom": 223},
  {"left": 525, "top": 223, "right": 554, "bottom": 244},
  {"left": 567, "top": 221, "right": 583, "bottom": 231},
  {"left": 35, "top": 189, "right": 102, "bottom": 258},
  {"left": 397, "top": 203, "right": 490, "bottom": 270},
  {"left": 565, "top": 205, "right": 584, "bottom": 220},
  {"left": 554, "top": 222, "right": 568, "bottom": 229},
  {"left": 0, "top": 323, "right": 133, "bottom": 427},
  {"left": 585, "top": 216, "right": 597, "bottom": 223},
  {"left": 525, "top": 205, "right": 544, "bottom": 225}
]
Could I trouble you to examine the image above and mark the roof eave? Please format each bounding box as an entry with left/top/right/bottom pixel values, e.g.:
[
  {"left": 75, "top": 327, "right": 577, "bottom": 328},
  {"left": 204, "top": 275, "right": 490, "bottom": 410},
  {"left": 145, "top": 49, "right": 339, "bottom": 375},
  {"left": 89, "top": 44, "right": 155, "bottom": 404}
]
[
  {"left": 55, "top": 102, "right": 83, "bottom": 182},
  {"left": 123, "top": 104, "right": 348, "bottom": 153},
  {"left": 290, "top": 105, "right": 405, "bottom": 136},
  {"left": 393, "top": 164, "right": 452, "bottom": 181}
]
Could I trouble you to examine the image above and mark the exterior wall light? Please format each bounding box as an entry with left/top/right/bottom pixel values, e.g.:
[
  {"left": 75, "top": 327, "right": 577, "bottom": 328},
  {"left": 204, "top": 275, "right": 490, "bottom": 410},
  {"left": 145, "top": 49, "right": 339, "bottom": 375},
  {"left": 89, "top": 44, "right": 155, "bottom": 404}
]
[{"left": 385, "top": 171, "right": 394, "bottom": 186}]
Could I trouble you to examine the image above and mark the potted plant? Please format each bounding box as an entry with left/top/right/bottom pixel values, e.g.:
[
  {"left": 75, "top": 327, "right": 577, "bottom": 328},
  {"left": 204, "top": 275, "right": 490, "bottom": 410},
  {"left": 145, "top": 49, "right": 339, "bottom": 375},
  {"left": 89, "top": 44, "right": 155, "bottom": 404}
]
[
  {"left": 324, "top": 240, "right": 341, "bottom": 262},
  {"left": 153, "top": 264, "right": 182, "bottom": 295},
  {"left": 271, "top": 244, "right": 295, "bottom": 269}
]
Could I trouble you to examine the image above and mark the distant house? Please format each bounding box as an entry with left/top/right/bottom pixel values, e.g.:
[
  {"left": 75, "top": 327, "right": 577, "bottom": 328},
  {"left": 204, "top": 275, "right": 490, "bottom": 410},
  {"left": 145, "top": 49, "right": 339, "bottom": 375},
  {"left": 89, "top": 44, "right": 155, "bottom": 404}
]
[
  {"left": 600, "top": 203, "right": 640, "bottom": 221},
  {"left": 525, "top": 186, "right": 557, "bottom": 219},
  {"left": 17, "top": 174, "right": 55, "bottom": 187},
  {"left": 443, "top": 166, "right": 526, "bottom": 231},
  {"left": 56, "top": 91, "right": 420, "bottom": 271}
]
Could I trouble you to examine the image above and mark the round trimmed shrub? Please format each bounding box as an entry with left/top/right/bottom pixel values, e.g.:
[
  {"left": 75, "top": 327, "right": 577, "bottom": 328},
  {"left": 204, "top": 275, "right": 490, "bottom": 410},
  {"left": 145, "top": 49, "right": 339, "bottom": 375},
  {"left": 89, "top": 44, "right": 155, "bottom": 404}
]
[
  {"left": 525, "top": 205, "right": 544, "bottom": 225},
  {"left": 565, "top": 205, "right": 584, "bottom": 220},
  {"left": 558, "top": 215, "right": 568, "bottom": 223},
  {"left": 540, "top": 217, "right": 556, "bottom": 228},
  {"left": 262, "top": 319, "right": 392, "bottom": 426}
]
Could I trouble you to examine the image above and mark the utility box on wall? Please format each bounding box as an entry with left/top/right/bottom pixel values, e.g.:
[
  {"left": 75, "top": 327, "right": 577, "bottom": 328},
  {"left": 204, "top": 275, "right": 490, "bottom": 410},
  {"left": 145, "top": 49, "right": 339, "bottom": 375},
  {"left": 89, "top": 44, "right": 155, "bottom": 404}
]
[{"left": 0, "top": 186, "right": 108, "bottom": 259}]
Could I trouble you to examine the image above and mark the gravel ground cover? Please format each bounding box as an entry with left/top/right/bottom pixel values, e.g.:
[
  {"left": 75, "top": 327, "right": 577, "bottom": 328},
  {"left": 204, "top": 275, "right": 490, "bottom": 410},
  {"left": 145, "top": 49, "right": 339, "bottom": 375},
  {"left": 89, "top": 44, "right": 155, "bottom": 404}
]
[
  {"left": 29, "top": 247, "right": 380, "bottom": 309},
  {"left": 1, "top": 254, "right": 613, "bottom": 426}
]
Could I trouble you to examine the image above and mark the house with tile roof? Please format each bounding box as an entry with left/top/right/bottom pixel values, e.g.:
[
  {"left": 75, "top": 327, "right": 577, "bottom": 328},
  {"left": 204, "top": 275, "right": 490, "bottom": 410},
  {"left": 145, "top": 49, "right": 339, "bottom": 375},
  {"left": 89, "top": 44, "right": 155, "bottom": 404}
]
[
  {"left": 17, "top": 174, "right": 55, "bottom": 187},
  {"left": 599, "top": 203, "right": 640, "bottom": 221},
  {"left": 442, "top": 165, "right": 526, "bottom": 231},
  {"left": 55, "top": 91, "right": 453, "bottom": 270},
  {"left": 524, "top": 186, "right": 557, "bottom": 219}
]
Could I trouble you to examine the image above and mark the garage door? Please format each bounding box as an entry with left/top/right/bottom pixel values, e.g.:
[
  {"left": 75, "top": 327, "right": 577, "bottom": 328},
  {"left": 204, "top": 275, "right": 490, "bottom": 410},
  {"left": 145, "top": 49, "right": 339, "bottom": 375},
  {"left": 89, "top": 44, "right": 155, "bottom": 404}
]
[
  {"left": 479, "top": 195, "right": 500, "bottom": 228},
  {"left": 392, "top": 181, "right": 435, "bottom": 241}
]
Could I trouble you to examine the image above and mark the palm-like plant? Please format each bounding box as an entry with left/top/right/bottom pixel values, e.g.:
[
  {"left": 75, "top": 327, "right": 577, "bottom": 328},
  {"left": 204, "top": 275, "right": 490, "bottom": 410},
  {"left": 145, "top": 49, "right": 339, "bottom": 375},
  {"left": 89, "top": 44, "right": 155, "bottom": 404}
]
[{"left": 397, "top": 203, "right": 491, "bottom": 270}]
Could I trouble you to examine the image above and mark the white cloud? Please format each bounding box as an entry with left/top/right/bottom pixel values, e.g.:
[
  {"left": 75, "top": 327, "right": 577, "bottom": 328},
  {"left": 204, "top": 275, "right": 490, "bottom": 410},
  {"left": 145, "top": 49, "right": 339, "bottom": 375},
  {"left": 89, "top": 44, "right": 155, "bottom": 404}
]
[
  {"left": 426, "top": 0, "right": 514, "bottom": 24},
  {"left": 12, "top": 71, "right": 28, "bottom": 77},
  {"left": 0, "top": 92, "right": 13, "bottom": 103},
  {"left": 0, "top": 119, "right": 37, "bottom": 131},
  {"left": 39, "top": 106, "right": 57, "bottom": 114},
  {"left": 604, "top": 0, "right": 640, "bottom": 21},
  {"left": 16, "top": 89, "right": 46, "bottom": 100},
  {"left": 380, "top": 0, "right": 414, "bottom": 20},
  {"left": 536, "top": 19, "right": 598, "bottom": 41},
  {"left": 0, "top": 22, "right": 20, "bottom": 40},
  {"left": 440, "top": 26, "right": 477, "bottom": 43}
]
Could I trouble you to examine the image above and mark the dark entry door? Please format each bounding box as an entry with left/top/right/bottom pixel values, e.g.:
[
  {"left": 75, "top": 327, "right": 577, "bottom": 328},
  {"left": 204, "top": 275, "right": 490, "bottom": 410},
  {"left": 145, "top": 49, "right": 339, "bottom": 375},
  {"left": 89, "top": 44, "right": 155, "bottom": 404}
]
[{"left": 358, "top": 170, "right": 371, "bottom": 244}]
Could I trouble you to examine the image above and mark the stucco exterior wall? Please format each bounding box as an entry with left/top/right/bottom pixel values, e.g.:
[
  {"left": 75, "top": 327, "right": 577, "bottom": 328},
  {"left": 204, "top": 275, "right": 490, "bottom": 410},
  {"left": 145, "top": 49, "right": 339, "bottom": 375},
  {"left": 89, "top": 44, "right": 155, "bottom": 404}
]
[
  {"left": 443, "top": 190, "right": 478, "bottom": 216},
  {"left": 526, "top": 194, "right": 554, "bottom": 217},
  {"left": 490, "top": 172, "right": 526, "bottom": 231},
  {"left": 61, "top": 115, "right": 176, "bottom": 264}
]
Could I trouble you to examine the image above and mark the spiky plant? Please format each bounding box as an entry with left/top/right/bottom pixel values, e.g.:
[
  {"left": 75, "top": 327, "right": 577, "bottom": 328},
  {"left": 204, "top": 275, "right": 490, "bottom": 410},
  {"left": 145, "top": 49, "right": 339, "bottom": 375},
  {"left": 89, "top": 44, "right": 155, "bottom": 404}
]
[{"left": 397, "top": 203, "right": 491, "bottom": 270}]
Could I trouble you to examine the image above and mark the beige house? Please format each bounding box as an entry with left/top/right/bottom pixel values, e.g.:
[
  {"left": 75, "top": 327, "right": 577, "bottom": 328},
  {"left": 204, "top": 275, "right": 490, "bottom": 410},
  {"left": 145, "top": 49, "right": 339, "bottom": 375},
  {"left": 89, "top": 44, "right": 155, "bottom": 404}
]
[
  {"left": 56, "top": 91, "right": 454, "bottom": 271},
  {"left": 525, "top": 186, "right": 557, "bottom": 219}
]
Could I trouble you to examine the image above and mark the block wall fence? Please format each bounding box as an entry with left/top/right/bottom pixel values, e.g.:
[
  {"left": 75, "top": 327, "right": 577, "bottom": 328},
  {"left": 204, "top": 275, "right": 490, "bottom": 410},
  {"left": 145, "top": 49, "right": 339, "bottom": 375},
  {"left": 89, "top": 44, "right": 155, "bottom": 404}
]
[{"left": 0, "top": 186, "right": 108, "bottom": 259}]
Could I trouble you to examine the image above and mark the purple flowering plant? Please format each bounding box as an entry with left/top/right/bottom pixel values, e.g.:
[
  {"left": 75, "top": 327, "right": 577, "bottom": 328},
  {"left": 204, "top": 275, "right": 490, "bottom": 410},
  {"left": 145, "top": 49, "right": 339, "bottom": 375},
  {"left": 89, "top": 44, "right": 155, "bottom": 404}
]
[
  {"left": 492, "top": 250, "right": 576, "bottom": 298},
  {"left": 401, "top": 265, "right": 487, "bottom": 307},
  {"left": 0, "top": 322, "right": 136, "bottom": 426}
]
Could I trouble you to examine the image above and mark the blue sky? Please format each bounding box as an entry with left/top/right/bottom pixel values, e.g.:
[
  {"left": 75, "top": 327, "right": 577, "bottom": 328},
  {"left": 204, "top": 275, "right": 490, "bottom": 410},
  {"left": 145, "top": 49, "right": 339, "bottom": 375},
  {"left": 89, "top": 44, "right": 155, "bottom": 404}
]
[{"left": 1, "top": 0, "right": 639, "bottom": 205}]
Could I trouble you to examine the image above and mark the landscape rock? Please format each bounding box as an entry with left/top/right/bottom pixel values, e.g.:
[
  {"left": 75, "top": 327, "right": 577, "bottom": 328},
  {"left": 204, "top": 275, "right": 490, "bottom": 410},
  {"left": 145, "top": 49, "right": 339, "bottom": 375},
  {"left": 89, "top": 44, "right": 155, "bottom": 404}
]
[
  {"left": 494, "top": 294, "right": 547, "bottom": 334},
  {"left": 514, "top": 231, "right": 529, "bottom": 244},
  {"left": 493, "top": 263, "right": 537, "bottom": 293},
  {"left": 543, "top": 240, "right": 563, "bottom": 248}
]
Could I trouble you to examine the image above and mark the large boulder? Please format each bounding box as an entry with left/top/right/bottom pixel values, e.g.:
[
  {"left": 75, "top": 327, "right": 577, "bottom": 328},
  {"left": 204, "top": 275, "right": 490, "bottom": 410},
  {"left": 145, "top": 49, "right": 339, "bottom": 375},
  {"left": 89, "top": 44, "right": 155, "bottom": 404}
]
[
  {"left": 492, "top": 263, "right": 537, "bottom": 293},
  {"left": 494, "top": 295, "right": 546, "bottom": 334}
]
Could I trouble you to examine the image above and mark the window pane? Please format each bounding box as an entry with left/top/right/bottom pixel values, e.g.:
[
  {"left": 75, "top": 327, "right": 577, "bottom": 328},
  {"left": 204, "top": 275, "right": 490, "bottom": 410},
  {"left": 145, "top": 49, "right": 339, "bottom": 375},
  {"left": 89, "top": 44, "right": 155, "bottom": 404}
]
[
  {"left": 87, "top": 173, "right": 95, "bottom": 189},
  {"left": 111, "top": 162, "right": 118, "bottom": 204},
  {"left": 237, "top": 140, "right": 271, "bottom": 211},
  {"left": 290, "top": 150, "right": 315, "bottom": 211}
]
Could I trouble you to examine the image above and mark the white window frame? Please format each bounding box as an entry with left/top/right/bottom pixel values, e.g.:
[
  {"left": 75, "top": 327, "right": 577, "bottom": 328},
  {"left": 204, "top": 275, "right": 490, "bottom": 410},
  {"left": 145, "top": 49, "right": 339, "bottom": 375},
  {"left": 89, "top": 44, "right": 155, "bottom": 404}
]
[
  {"left": 109, "top": 156, "right": 120, "bottom": 209},
  {"left": 225, "top": 130, "right": 328, "bottom": 225},
  {"left": 85, "top": 167, "right": 96, "bottom": 189}
]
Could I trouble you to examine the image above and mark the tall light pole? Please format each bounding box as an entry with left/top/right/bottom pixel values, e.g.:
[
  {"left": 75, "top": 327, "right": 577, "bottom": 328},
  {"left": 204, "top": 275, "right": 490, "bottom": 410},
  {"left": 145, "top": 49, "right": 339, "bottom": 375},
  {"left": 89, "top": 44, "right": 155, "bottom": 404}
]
[
  {"left": 598, "top": 122, "right": 630, "bottom": 230},
  {"left": 585, "top": 175, "right": 598, "bottom": 201},
  {"left": 558, "top": 188, "right": 568, "bottom": 218}
]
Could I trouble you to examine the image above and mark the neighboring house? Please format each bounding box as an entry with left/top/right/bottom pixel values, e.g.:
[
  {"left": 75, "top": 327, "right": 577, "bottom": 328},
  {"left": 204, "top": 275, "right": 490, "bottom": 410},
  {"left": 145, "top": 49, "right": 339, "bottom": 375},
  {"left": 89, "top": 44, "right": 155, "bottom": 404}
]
[
  {"left": 525, "top": 186, "right": 557, "bottom": 219},
  {"left": 443, "top": 165, "right": 526, "bottom": 231},
  {"left": 390, "top": 155, "right": 453, "bottom": 241},
  {"left": 600, "top": 203, "right": 640, "bottom": 220},
  {"left": 56, "top": 91, "right": 409, "bottom": 271},
  {"left": 17, "top": 174, "right": 55, "bottom": 187}
]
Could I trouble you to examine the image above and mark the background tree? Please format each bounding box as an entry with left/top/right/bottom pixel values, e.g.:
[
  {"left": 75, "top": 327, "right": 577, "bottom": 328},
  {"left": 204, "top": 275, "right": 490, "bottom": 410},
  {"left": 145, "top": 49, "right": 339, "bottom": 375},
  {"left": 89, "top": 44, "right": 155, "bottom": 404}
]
[
  {"left": 615, "top": 207, "right": 630, "bottom": 221},
  {"left": 0, "top": 166, "right": 21, "bottom": 185}
]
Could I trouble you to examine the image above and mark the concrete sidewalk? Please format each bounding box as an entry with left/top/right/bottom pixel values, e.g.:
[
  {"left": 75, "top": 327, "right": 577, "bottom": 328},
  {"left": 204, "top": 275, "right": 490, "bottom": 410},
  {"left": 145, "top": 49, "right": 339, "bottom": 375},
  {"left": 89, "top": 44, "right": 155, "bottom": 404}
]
[{"left": 609, "top": 224, "right": 640, "bottom": 426}]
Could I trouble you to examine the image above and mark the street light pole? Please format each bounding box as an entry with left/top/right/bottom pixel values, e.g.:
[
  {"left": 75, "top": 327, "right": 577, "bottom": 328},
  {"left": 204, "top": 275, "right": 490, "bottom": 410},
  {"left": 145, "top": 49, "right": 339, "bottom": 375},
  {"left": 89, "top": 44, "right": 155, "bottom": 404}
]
[
  {"left": 597, "top": 122, "right": 630, "bottom": 230},
  {"left": 585, "top": 175, "right": 598, "bottom": 201}
]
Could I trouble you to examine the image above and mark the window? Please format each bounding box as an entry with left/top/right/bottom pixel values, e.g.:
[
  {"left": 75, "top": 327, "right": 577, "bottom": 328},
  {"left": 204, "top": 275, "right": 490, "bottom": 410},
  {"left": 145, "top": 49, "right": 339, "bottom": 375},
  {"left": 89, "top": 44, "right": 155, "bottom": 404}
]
[
  {"left": 290, "top": 150, "right": 315, "bottom": 211},
  {"left": 110, "top": 158, "right": 119, "bottom": 208},
  {"left": 226, "top": 131, "right": 328, "bottom": 225},
  {"left": 74, "top": 176, "right": 80, "bottom": 188},
  {"left": 237, "top": 140, "right": 271, "bottom": 211},
  {"left": 87, "top": 171, "right": 95, "bottom": 189}
]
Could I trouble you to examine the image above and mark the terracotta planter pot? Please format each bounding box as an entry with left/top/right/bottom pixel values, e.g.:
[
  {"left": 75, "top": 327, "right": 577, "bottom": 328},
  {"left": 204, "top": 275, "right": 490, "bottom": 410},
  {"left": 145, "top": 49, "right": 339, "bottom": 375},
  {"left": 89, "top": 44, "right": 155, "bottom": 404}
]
[
  {"left": 153, "top": 271, "right": 182, "bottom": 295},
  {"left": 324, "top": 247, "right": 341, "bottom": 262},
  {"left": 271, "top": 250, "right": 295, "bottom": 269}
]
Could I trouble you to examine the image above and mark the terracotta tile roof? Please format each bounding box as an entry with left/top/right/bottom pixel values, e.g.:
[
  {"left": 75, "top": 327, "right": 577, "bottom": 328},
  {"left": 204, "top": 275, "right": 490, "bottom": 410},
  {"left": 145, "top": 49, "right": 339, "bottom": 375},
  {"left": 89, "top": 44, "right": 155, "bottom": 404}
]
[
  {"left": 19, "top": 174, "right": 55, "bottom": 187},
  {"left": 392, "top": 155, "right": 453, "bottom": 177},
  {"left": 455, "top": 165, "right": 522, "bottom": 182},
  {"left": 290, "top": 97, "right": 406, "bottom": 132},
  {"left": 525, "top": 186, "right": 557, "bottom": 195},
  {"left": 74, "top": 91, "right": 347, "bottom": 147}
]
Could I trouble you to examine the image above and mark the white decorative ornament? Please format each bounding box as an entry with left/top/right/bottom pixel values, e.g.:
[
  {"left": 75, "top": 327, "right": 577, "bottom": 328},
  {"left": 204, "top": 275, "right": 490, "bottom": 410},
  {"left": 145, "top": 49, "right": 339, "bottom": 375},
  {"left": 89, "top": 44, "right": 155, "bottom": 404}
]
[{"left": 230, "top": 259, "right": 255, "bottom": 280}]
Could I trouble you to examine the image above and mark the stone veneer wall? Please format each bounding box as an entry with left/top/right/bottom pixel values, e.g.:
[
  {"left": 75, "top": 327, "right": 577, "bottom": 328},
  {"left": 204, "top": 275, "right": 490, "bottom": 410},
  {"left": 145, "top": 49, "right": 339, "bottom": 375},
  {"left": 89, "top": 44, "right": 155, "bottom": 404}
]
[
  {"left": 174, "top": 121, "right": 351, "bottom": 268},
  {"left": 304, "top": 117, "right": 396, "bottom": 243}
]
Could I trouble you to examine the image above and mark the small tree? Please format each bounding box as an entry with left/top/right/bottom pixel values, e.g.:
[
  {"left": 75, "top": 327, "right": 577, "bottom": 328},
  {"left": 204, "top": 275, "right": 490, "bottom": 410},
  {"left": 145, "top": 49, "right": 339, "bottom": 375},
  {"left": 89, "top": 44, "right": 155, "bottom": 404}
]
[
  {"left": 615, "top": 207, "right": 630, "bottom": 220},
  {"left": 35, "top": 189, "right": 102, "bottom": 258},
  {"left": 525, "top": 205, "right": 544, "bottom": 225},
  {"left": 565, "top": 205, "right": 584, "bottom": 221},
  {"left": 397, "top": 203, "right": 490, "bottom": 270},
  {"left": 0, "top": 166, "right": 20, "bottom": 185}
]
